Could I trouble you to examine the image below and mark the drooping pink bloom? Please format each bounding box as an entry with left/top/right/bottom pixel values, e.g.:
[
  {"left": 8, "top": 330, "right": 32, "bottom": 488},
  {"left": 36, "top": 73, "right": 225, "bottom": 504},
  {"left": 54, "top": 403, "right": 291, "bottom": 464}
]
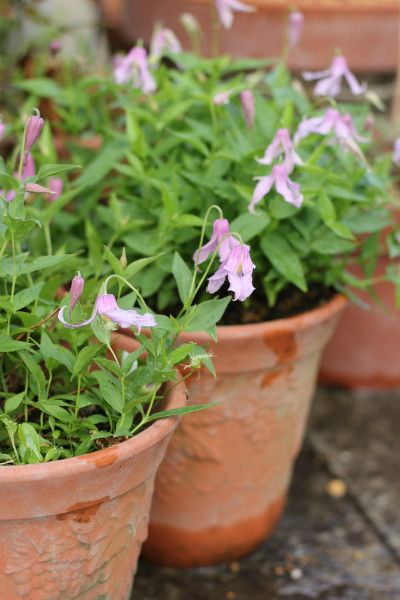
[
  {"left": 303, "top": 55, "right": 366, "bottom": 98},
  {"left": 49, "top": 40, "right": 62, "bottom": 56},
  {"left": 393, "top": 138, "right": 400, "bottom": 165},
  {"left": 0, "top": 122, "right": 5, "bottom": 141},
  {"left": 214, "top": 0, "right": 255, "bottom": 29},
  {"left": 69, "top": 272, "right": 84, "bottom": 316},
  {"left": 240, "top": 90, "right": 255, "bottom": 129},
  {"left": 287, "top": 10, "right": 304, "bottom": 49},
  {"left": 25, "top": 112, "right": 44, "bottom": 154},
  {"left": 151, "top": 28, "right": 182, "bottom": 60},
  {"left": 25, "top": 183, "right": 56, "bottom": 197},
  {"left": 294, "top": 108, "right": 367, "bottom": 159},
  {"left": 113, "top": 46, "right": 156, "bottom": 94},
  {"left": 48, "top": 178, "right": 63, "bottom": 201},
  {"left": 213, "top": 90, "right": 233, "bottom": 105},
  {"left": 207, "top": 243, "right": 255, "bottom": 302},
  {"left": 194, "top": 218, "right": 238, "bottom": 265},
  {"left": 257, "top": 128, "right": 303, "bottom": 173},
  {"left": 58, "top": 293, "right": 157, "bottom": 332},
  {"left": 250, "top": 164, "right": 303, "bottom": 212}
]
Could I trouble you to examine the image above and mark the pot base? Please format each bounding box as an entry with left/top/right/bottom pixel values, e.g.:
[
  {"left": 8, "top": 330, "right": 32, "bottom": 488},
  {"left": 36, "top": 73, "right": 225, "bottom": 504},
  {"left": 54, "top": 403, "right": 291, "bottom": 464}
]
[{"left": 143, "top": 493, "right": 286, "bottom": 568}]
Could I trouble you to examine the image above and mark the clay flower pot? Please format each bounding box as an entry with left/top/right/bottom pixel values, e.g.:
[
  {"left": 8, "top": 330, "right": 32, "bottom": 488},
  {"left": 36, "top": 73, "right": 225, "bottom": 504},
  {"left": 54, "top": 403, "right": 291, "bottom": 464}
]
[
  {"left": 320, "top": 257, "right": 400, "bottom": 389},
  {"left": 0, "top": 379, "right": 186, "bottom": 600},
  {"left": 116, "top": 294, "right": 346, "bottom": 567}
]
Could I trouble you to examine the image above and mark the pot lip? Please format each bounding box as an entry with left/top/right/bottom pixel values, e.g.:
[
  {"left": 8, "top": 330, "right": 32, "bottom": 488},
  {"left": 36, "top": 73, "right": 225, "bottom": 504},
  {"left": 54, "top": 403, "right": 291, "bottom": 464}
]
[
  {"left": 0, "top": 377, "right": 186, "bottom": 483},
  {"left": 180, "top": 293, "right": 347, "bottom": 343}
]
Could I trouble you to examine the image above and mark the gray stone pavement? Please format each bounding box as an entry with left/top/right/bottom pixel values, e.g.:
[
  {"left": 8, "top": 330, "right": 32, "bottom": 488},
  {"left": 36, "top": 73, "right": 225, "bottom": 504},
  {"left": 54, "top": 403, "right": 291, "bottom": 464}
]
[{"left": 133, "top": 388, "right": 400, "bottom": 599}]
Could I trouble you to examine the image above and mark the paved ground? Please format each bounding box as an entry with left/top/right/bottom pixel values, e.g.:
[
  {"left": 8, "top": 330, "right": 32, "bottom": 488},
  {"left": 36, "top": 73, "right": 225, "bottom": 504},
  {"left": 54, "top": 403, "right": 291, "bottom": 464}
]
[{"left": 133, "top": 388, "right": 400, "bottom": 599}]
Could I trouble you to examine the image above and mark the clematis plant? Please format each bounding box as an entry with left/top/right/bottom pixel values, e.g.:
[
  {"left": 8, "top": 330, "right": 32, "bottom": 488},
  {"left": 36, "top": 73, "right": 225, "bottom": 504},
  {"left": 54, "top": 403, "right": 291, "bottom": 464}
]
[{"left": 12, "top": 14, "right": 396, "bottom": 319}]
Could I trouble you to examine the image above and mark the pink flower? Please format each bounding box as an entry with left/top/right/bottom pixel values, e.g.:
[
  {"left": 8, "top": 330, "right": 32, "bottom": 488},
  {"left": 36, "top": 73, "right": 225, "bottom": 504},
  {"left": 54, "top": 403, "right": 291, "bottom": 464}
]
[
  {"left": 194, "top": 218, "right": 238, "bottom": 265},
  {"left": 294, "top": 108, "right": 367, "bottom": 159},
  {"left": 207, "top": 243, "right": 255, "bottom": 302},
  {"left": 287, "top": 10, "right": 304, "bottom": 49},
  {"left": 257, "top": 128, "right": 303, "bottom": 173},
  {"left": 214, "top": 0, "right": 255, "bottom": 29},
  {"left": 113, "top": 46, "right": 156, "bottom": 94},
  {"left": 58, "top": 293, "right": 157, "bottom": 332},
  {"left": 393, "top": 138, "right": 400, "bottom": 165},
  {"left": 48, "top": 178, "right": 63, "bottom": 201},
  {"left": 240, "top": 90, "right": 255, "bottom": 129},
  {"left": 25, "top": 112, "right": 44, "bottom": 154},
  {"left": 49, "top": 40, "right": 62, "bottom": 56},
  {"left": 250, "top": 164, "right": 303, "bottom": 212},
  {"left": 151, "top": 28, "right": 182, "bottom": 60},
  {"left": 25, "top": 183, "right": 56, "bottom": 198},
  {"left": 0, "top": 122, "right": 5, "bottom": 141},
  {"left": 69, "top": 272, "right": 84, "bottom": 316},
  {"left": 213, "top": 90, "right": 233, "bottom": 105},
  {"left": 303, "top": 55, "right": 366, "bottom": 98}
]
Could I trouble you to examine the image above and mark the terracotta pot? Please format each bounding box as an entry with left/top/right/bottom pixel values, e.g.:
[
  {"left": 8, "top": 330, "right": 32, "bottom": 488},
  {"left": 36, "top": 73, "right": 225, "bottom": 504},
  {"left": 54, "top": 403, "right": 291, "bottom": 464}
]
[
  {"left": 0, "top": 379, "right": 186, "bottom": 599},
  {"left": 115, "top": 294, "right": 346, "bottom": 567},
  {"left": 320, "top": 257, "right": 400, "bottom": 389},
  {"left": 97, "top": 0, "right": 399, "bottom": 72}
]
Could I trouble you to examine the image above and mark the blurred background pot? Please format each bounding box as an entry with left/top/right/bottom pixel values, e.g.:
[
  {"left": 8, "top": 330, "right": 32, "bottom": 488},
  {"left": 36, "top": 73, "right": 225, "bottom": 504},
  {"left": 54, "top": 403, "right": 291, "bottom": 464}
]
[
  {"left": 97, "top": 0, "right": 399, "bottom": 72},
  {"left": 116, "top": 294, "right": 346, "bottom": 567},
  {"left": 320, "top": 257, "right": 400, "bottom": 390},
  {"left": 0, "top": 379, "right": 186, "bottom": 600}
]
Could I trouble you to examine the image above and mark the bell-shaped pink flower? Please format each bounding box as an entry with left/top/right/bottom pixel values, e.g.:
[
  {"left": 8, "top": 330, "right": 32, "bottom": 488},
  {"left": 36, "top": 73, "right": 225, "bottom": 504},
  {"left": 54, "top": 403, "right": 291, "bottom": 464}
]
[
  {"left": 257, "top": 128, "right": 303, "bottom": 173},
  {"left": 240, "top": 90, "right": 255, "bottom": 129},
  {"left": 69, "top": 272, "right": 84, "bottom": 316},
  {"left": 250, "top": 164, "right": 303, "bottom": 212},
  {"left": 25, "top": 112, "right": 44, "bottom": 154},
  {"left": 151, "top": 28, "right": 182, "bottom": 60},
  {"left": 194, "top": 218, "right": 237, "bottom": 265},
  {"left": 48, "top": 178, "right": 63, "bottom": 201},
  {"left": 207, "top": 243, "right": 255, "bottom": 302},
  {"left": 59, "top": 293, "right": 157, "bottom": 332},
  {"left": 393, "top": 138, "right": 400, "bottom": 165},
  {"left": 113, "top": 46, "right": 156, "bottom": 94},
  {"left": 287, "top": 10, "right": 304, "bottom": 49},
  {"left": 215, "top": 0, "right": 255, "bottom": 29},
  {"left": 303, "top": 55, "right": 366, "bottom": 98},
  {"left": 294, "top": 108, "right": 366, "bottom": 159}
]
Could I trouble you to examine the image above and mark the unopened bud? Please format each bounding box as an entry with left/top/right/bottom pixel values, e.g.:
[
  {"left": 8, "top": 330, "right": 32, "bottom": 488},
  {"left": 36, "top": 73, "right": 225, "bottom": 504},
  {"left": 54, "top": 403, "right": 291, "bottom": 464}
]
[
  {"left": 25, "top": 110, "right": 44, "bottom": 155},
  {"left": 69, "top": 272, "right": 84, "bottom": 316},
  {"left": 120, "top": 247, "right": 128, "bottom": 269},
  {"left": 179, "top": 12, "right": 200, "bottom": 35}
]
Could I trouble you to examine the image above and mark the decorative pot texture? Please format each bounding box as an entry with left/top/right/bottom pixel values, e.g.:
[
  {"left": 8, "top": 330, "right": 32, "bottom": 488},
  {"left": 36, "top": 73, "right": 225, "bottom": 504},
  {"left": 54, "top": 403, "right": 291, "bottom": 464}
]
[
  {"left": 116, "top": 294, "right": 346, "bottom": 567},
  {"left": 97, "top": 0, "right": 399, "bottom": 72},
  {"left": 0, "top": 379, "right": 186, "bottom": 600},
  {"left": 320, "top": 257, "right": 400, "bottom": 389}
]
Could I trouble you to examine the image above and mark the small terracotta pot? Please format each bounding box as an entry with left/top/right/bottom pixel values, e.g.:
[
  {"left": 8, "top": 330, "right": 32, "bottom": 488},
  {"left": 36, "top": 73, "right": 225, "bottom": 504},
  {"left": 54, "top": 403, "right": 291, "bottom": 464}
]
[
  {"left": 115, "top": 294, "right": 346, "bottom": 567},
  {"left": 320, "top": 257, "right": 400, "bottom": 389},
  {"left": 0, "top": 379, "right": 186, "bottom": 599}
]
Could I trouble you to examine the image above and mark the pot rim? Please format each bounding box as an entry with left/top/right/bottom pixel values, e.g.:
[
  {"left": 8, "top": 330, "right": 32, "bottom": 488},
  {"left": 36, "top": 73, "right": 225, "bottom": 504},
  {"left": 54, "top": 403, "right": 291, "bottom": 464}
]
[
  {"left": 180, "top": 293, "right": 347, "bottom": 343},
  {"left": 0, "top": 377, "right": 187, "bottom": 483}
]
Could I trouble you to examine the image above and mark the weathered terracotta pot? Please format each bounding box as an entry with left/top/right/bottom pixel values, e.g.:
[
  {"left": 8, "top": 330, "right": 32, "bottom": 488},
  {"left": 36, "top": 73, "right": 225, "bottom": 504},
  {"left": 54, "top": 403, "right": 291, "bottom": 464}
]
[
  {"left": 320, "top": 257, "right": 400, "bottom": 389},
  {"left": 0, "top": 379, "right": 186, "bottom": 599},
  {"left": 98, "top": 0, "right": 399, "bottom": 72},
  {"left": 116, "top": 294, "right": 346, "bottom": 567}
]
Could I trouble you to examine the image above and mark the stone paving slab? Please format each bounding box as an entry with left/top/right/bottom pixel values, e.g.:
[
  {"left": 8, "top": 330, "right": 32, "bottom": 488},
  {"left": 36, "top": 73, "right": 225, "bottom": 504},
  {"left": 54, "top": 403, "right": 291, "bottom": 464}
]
[{"left": 133, "top": 389, "right": 400, "bottom": 599}]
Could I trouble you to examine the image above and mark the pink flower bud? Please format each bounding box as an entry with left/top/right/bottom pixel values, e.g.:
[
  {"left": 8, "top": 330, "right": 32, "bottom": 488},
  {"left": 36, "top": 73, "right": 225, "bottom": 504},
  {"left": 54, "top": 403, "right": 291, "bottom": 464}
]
[
  {"left": 49, "top": 40, "right": 62, "bottom": 56},
  {"left": 0, "top": 122, "right": 5, "bottom": 141},
  {"left": 69, "top": 273, "right": 85, "bottom": 316},
  {"left": 25, "top": 183, "right": 55, "bottom": 196},
  {"left": 25, "top": 112, "right": 44, "bottom": 154},
  {"left": 288, "top": 10, "right": 304, "bottom": 49},
  {"left": 240, "top": 90, "right": 255, "bottom": 129}
]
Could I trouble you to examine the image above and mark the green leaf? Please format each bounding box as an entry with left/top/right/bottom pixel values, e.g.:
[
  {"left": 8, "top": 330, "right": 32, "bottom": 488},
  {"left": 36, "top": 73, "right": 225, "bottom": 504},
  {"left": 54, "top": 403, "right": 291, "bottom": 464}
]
[
  {"left": 125, "top": 253, "right": 164, "bottom": 280},
  {"left": 0, "top": 255, "right": 74, "bottom": 278},
  {"left": 261, "top": 232, "right": 307, "bottom": 291},
  {"left": 76, "top": 141, "right": 128, "bottom": 188},
  {"left": 20, "top": 351, "right": 47, "bottom": 402},
  {"left": 4, "top": 392, "right": 25, "bottom": 413},
  {"left": 0, "top": 335, "right": 31, "bottom": 352},
  {"left": 317, "top": 193, "right": 354, "bottom": 240},
  {"left": 14, "top": 78, "right": 63, "bottom": 99},
  {"left": 86, "top": 220, "right": 102, "bottom": 276},
  {"left": 38, "top": 402, "right": 73, "bottom": 423},
  {"left": 185, "top": 297, "right": 231, "bottom": 332},
  {"left": 145, "top": 403, "right": 218, "bottom": 423},
  {"left": 103, "top": 246, "right": 125, "bottom": 276},
  {"left": 230, "top": 212, "right": 270, "bottom": 242},
  {"left": 92, "top": 371, "right": 124, "bottom": 413},
  {"left": 91, "top": 320, "right": 111, "bottom": 345},
  {"left": 40, "top": 332, "right": 75, "bottom": 372},
  {"left": 72, "top": 345, "right": 102, "bottom": 378},
  {"left": 172, "top": 252, "right": 193, "bottom": 305},
  {"left": 36, "top": 164, "right": 77, "bottom": 181},
  {"left": 18, "top": 423, "right": 42, "bottom": 461},
  {"left": 168, "top": 343, "right": 196, "bottom": 366},
  {"left": 12, "top": 283, "right": 44, "bottom": 311}
]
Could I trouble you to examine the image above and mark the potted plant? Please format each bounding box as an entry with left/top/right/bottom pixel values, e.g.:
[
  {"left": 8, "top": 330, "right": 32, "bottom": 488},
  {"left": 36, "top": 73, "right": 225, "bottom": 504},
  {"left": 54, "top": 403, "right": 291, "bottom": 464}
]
[
  {"left": 8, "top": 10, "right": 396, "bottom": 567},
  {"left": 0, "top": 114, "right": 232, "bottom": 597}
]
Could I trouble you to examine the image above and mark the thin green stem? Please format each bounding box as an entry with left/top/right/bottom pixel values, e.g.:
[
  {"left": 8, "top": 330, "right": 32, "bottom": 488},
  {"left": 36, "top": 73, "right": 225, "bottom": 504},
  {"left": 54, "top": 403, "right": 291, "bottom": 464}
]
[
  {"left": 44, "top": 222, "right": 53, "bottom": 256},
  {"left": 7, "top": 230, "right": 17, "bottom": 335}
]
